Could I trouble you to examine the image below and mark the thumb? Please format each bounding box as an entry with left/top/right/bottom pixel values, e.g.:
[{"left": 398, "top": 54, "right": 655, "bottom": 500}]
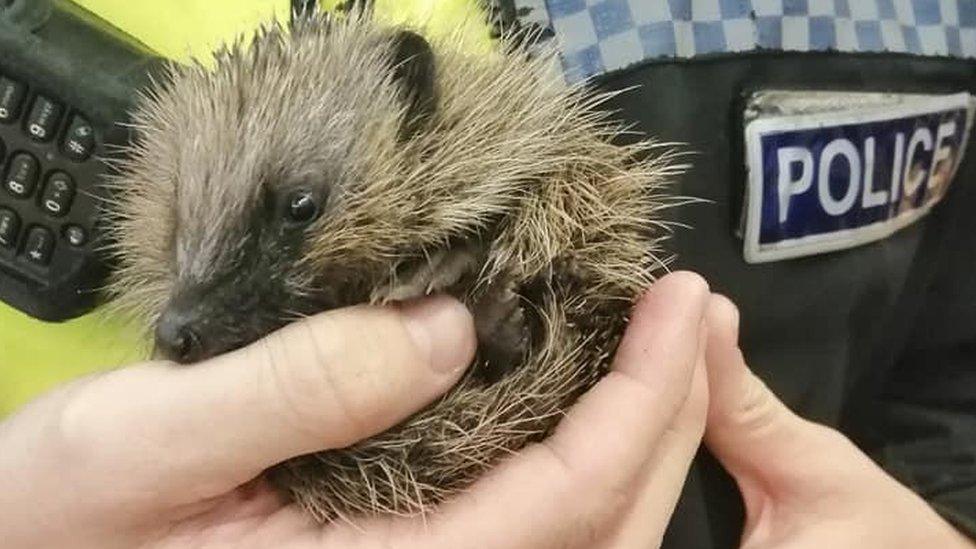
[
  {"left": 56, "top": 295, "right": 476, "bottom": 500},
  {"left": 703, "top": 296, "right": 830, "bottom": 492}
]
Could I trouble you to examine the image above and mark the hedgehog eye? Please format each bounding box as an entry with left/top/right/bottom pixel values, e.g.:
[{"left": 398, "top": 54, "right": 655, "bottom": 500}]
[{"left": 285, "top": 190, "right": 320, "bottom": 224}]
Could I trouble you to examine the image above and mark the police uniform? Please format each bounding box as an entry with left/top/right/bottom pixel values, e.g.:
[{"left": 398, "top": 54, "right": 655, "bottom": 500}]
[{"left": 509, "top": 0, "right": 976, "bottom": 546}]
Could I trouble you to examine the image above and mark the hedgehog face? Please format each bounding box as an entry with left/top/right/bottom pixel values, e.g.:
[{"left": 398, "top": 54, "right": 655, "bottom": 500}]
[
  {"left": 112, "top": 21, "right": 441, "bottom": 363},
  {"left": 151, "top": 180, "right": 342, "bottom": 363}
]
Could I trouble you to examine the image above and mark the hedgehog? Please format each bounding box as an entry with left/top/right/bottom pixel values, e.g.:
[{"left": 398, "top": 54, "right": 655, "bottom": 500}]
[{"left": 105, "top": 9, "right": 681, "bottom": 523}]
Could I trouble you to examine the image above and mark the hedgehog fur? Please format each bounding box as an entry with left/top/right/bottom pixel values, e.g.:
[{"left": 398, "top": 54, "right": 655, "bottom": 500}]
[{"left": 105, "top": 11, "right": 682, "bottom": 523}]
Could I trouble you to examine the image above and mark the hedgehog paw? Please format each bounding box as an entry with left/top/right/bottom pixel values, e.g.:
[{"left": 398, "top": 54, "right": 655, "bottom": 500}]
[
  {"left": 372, "top": 244, "right": 483, "bottom": 303},
  {"left": 473, "top": 281, "right": 528, "bottom": 382}
]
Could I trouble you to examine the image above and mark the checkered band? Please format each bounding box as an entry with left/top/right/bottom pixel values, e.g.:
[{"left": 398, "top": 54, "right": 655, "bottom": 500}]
[{"left": 511, "top": 0, "right": 976, "bottom": 82}]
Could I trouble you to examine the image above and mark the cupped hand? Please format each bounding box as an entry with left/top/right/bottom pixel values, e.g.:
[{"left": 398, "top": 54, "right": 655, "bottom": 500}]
[
  {"left": 0, "top": 271, "right": 713, "bottom": 549},
  {"left": 704, "top": 297, "right": 975, "bottom": 549}
]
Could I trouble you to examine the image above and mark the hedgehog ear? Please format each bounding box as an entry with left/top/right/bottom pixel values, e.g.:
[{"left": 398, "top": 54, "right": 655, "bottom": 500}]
[{"left": 389, "top": 30, "right": 437, "bottom": 139}]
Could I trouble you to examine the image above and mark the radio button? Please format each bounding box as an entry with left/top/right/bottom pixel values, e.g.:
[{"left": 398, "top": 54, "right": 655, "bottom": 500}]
[
  {"left": 25, "top": 95, "right": 64, "bottom": 142},
  {"left": 0, "top": 77, "right": 26, "bottom": 124},
  {"left": 62, "top": 116, "right": 96, "bottom": 162},
  {"left": 4, "top": 152, "right": 39, "bottom": 198},
  {"left": 40, "top": 172, "right": 75, "bottom": 217},
  {"left": 0, "top": 207, "right": 20, "bottom": 248},
  {"left": 23, "top": 226, "right": 54, "bottom": 265}
]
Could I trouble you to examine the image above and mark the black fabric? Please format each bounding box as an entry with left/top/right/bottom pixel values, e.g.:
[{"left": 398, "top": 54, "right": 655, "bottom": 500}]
[
  {"left": 592, "top": 52, "right": 976, "bottom": 548},
  {"left": 851, "top": 142, "right": 976, "bottom": 537}
]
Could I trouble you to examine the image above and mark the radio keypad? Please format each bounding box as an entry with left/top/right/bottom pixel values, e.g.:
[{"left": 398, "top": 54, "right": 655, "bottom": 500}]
[{"left": 0, "top": 72, "right": 97, "bottom": 272}]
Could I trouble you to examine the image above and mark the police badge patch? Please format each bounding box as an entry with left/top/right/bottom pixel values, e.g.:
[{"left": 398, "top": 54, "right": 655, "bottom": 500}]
[{"left": 742, "top": 91, "right": 976, "bottom": 263}]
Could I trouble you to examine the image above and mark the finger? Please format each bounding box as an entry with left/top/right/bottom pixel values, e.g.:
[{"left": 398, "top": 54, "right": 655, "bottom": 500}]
[
  {"left": 703, "top": 294, "right": 829, "bottom": 490},
  {"left": 54, "top": 296, "right": 476, "bottom": 503},
  {"left": 333, "top": 271, "right": 712, "bottom": 549},
  {"left": 601, "top": 327, "right": 709, "bottom": 549}
]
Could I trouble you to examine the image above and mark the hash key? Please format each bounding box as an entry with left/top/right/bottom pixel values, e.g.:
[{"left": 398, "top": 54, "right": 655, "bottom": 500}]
[{"left": 63, "top": 116, "right": 96, "bottom": 162}]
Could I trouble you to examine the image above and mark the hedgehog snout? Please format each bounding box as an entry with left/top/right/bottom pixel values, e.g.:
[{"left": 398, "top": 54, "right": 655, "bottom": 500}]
[
  {"left": 152, "top": 272, "right": 306, "bottom": 364},
  {"left": 155, "top": 306, "right": 207, "bottom": 364},
  {"left": 153, "top": 282, "right": 227, "bottom": 364}
]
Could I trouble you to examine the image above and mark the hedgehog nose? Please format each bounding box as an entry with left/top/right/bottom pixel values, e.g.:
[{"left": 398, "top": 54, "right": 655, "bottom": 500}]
[{"left": 155, "top": 311, "right": 204, "bottom": 364}]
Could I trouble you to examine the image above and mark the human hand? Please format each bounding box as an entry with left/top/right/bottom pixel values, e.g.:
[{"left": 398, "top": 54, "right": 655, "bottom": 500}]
[
  {"left": 0, "top": 271, "right": 713, "bottom": 549},
  {"left": 704, "top": 297, "right": 976, "bottom": 549}
]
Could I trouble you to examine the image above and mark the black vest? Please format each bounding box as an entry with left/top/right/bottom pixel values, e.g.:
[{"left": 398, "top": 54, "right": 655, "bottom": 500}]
[{"left": 598, "top": 53, "right": 976, "bottom": 546}]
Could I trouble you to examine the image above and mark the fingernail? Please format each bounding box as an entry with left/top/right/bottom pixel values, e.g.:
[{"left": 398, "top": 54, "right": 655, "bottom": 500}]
[
  {"left": 400, "top": 295, "right": 476, "bottom": 374},
  {"left": 709, "top": 294, "right": 741, "bottom": 344}
]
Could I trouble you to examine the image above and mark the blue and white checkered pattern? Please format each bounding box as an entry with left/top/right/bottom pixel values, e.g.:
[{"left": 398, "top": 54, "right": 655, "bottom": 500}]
[{"left": 512, "top": 0, "right": 976, "bottom": 82}]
